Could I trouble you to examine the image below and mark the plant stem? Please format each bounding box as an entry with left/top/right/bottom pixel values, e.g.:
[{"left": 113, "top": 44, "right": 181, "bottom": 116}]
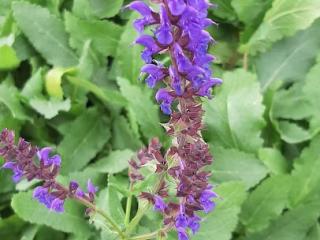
[
  {"left": 125, "top": 173, "right": 166, "bottom": 236},
  {"left": 243, "top": 52, "right": 248, "bottom": 70},
  {"left": 125, "top": 183, "right": 134, "bottom": 227},
  {"left": 74, "top": 197, "right": 126, "bottom": 239},
  {"left": 129, "top": 226, "right": 171, "bottom": 240}
]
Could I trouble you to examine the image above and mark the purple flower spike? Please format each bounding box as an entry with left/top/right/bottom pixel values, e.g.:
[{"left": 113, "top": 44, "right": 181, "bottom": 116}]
[
  {"left": 155, "top": 6, "right": 173, "bottom": 45},
  {"left": 175, "top": 213, "right": 188, "bottom": 228},
  {"left": 154, "top": 195, "right": 166, "bottom": 212}
]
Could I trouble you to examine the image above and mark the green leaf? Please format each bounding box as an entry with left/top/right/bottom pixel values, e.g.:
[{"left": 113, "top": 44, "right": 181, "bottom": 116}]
[
  {"left": 11, "top": 191, "right": 91, "bottom": 237},
  {"left": 241, "top": 0, "right": 320, "bottom": 54},
  {"left": 270, "top": 81, "right": 320, "bottom": 143},
  {"left": 12, "top": 2, "right": 78, "bottom": 67},
  {"left": 64, "top": 12, "right": 122, "bottom": 57},
  {"left": 58, "top": 107, "right": 110, "bottom": 174},
  {"left": 289, "top": 135, "right": 320, "bottom": 207},
  {"left": 0, "top": 45, "right": 20, "bottom": 70},
  {"left": 240, "top": 175, "right": 291, "bottom": 232},
  {"left": 193, "top": 181, "right": 247, "bottom": 240},
  {"left": 210, "top": 146, "right": 268, "bottom": 189},
  {"left": 21, "top": 225, "right": 39, "bottom": 240},
  {"left": 88, "top": 149, "right": 134, "bottom": 174},
  {"left": 117, "top": 77, "right": 163, "bottom": 140},
  {"left": 256, "top": 20, "right": 320, "bottom": 91},
  {"left": 21, "top": 68, "right": 43, "bottom": 99},
  {"left": 0, "top": 81, "right": 30, "bottom": 121},
  {"left": 304, "top": 224, "right": 320, "bottom": 240},
  {"left": 210, "top": 0, "right": 237, "bottom": 21},
  {"left": 29, "top": 97, "right": 71, "bottom": 119},
  {"left": 245, "top": 199, "right": 320, "bottom": 240},
  {"left": 66, "top": 76, "right": 127, "bottom": 107},
  {"left": 89, "top": 0, "right": 124, "bottom": 18},
  {"left": 114, "top": 14, "right": 144, "bottom": 83},
  {"left": 45, "top": 67, "right": 75, "bottom": 100},
  {"left": 258, "top": 148, "right": 289, "bottom": 175},
  {"left": 112, "top": 115, "right": 142, "bottom": 150},
  {"left": 204, "top": 69, "right": 265, "bottom": 153}
]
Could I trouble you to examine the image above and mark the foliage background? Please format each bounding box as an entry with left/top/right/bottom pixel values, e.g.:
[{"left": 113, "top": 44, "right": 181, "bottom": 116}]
[{"left": 1, "top": 0, "right": 320, "bottom": 239}]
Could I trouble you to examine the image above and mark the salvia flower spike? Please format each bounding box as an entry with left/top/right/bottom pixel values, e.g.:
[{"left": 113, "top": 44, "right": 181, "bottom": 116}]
[
  {"left": 0, "top": 128, "right": 98, "bottom": 213},
  {"left": 128, "top": 0, "right": 221, "bottom": 239}
]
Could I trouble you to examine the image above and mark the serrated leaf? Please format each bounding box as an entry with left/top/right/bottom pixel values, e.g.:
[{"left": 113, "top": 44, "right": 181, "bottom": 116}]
[
  {"left": 245, "top": 200, "right": 320, "bottom": 240},
  {"left": 88, "top": 149, "right": 134, "bottom": 174},
  {"left": 210, "top": 146, "right": 268, "bottom": 189},
  {"left": 12, "top": 2, "right": 78, "bottom": 67},
  {"left": 240, "top": 175, "right": 291, "bottom": 232},
  {"left": 256, "top": 20, "right": 320, "bottom": 91},
  {"left": 241, "top": 0, "right": 320, "bottom": 54},
  {"left": 258, "top": 148, "right": 289, "bottom": 175},
  {"left": 64, "top": 12, "right": 122, "bottom": 57},
  {"left": 11, "top": 191, "right": 91, "bottom": 237},
  {"left": 58, "top": 108, "right": 110, "bottom": 174},
  {"left": 29, "top": 98, "right": 71, "bottom": 119},
  {"left": 0, "top": 45, "right": 20, "bottom": 70},
  {"left": 204, "top": 69, "right": 265, "bottom": 153},
  {"left": 117, "top": 77, "right": 163, "bottom": 140},
  {"left": 0, "top": 82, "right": 30, "bottom": 121},
  {"left": 193, "top": 182, "right": 247, "bottom": 240},
  {"left": 114, "top": 14, "right": 144, "bottom": 83}
]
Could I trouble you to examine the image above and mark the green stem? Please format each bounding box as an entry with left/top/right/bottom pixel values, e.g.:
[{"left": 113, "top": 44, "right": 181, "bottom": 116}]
[
  {"left": 74, "top": 197, "right": 126, "bottom": 239},
  {"left": 125, "top": 173, "right": 166, "bottom": 236},
  {"left": 129, "top": 226, "right": 171, "bottom": 240},
  {"left": 125, "top": 183, "right": 134, "bottom": 227}
]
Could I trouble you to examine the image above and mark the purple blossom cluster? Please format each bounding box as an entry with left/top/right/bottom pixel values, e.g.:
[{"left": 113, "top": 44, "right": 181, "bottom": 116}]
[
  {"left": 129, "top": 0, "right": 222, "bottom": 115},
  {"left": 0, "top": 129, "right": 97, "bottom": 213},
  {"left": 128, "top": 1, "right": 220, "bottom": 239}
]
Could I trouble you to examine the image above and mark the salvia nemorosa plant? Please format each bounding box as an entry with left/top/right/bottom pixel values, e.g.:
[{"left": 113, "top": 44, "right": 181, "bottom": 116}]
[{"left": 0, "top": 0, "right": 221, "bottom": 239}]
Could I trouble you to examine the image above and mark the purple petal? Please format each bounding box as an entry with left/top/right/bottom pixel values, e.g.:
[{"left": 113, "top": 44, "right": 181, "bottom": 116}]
[
  {"left": 168, "top": 0, "right": 186, "bottom": 16},
  {"left": 37, "top": 147, "right": 52, "bottom": 163},
  {"left": 178, "top": 229, "right": 189, "bottom": 240},
  {"left": 2, "top": 161, "right": 15, "bottom": 169},
  {"left": 127, "top": 1, "right": 152, "bottom": 16},
  {"left": 50, "top": 198, "right": 64, "bottom": 213},
  {"left": 87, "top": 179, "right": 98, "bottom": 195},
  {"left": 50, "top": 155, "right": 61, "bottom": 166},
  {"left": 169, "top": 66, "right": 183, "bottom": 96},
  {"left": 153, "top": 195, "right": 166, "bottom": 212},
  {"left": 175, "top": 213, "right": 188, "bottom": 228},
  {"left": 155, "top": 6, "right": 173, "bottom": 45}
]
